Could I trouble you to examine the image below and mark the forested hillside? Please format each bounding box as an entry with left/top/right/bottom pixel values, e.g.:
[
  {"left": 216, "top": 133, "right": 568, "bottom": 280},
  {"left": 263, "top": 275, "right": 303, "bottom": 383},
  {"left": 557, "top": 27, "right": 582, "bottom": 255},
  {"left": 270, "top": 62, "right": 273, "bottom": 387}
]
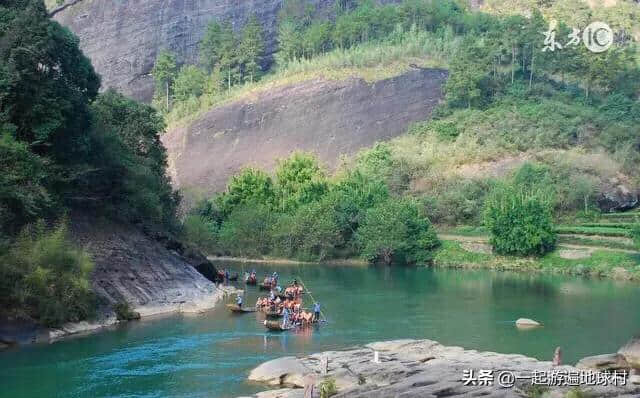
[
  {"left": 175, "top": 0, "right": 640, "bottom": 268},
  {"left": 0, "top": 0, "right": 180, "bottom": 327}
]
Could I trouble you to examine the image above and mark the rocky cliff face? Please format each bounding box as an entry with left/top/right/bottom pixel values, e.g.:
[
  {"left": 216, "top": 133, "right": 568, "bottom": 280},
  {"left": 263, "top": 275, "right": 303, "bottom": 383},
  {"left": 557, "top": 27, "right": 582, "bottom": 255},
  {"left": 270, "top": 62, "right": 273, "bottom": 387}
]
[
  {"left": 69, "top": 213, "right": 227, "bottom": 317},
  {"left": 162, "top": 68, "right": 448, "bottom": 193},
  {"left": 52, "top": 0, "right": 293, "bottom": 101},
  {"left": 51, "top": 0, "right": 405, "bottom": 102},
  {"left": 0, "top": 213, "right": 233, "bottom": 346}
]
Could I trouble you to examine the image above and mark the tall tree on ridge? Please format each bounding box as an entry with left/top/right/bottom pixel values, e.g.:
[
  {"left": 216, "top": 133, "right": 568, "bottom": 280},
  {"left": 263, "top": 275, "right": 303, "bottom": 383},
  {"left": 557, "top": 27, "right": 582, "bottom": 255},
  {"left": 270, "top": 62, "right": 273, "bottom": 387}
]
[
  {"left": 239, "top": 15, "right": 265, "bottom": 83},
  {"left": 152, "top": 50, "right": 178, "bottom": 111}
]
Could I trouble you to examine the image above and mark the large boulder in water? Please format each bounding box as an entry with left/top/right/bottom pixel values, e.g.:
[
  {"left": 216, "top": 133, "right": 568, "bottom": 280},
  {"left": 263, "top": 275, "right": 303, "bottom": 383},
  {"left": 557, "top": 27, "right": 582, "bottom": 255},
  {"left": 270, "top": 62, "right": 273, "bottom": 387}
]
[
  {"left": 618, "top": 336, "right": 640, "bottom": 369},
  {"left": 515, "top": 318, "right": 542, "bottom": 329},
  {"left": 597, "top": 177, "right": 639, "bottom": 213},
  {"left": 248, "top": 356, "right": 310, "bottom": 387}
]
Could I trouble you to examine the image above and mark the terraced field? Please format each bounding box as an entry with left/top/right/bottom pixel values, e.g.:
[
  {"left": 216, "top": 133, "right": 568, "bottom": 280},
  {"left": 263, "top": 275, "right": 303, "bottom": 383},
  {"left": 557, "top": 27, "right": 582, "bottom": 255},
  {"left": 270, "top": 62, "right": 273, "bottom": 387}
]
[{"left": 439, "top": 209, "right": 640, "bottom": 255}]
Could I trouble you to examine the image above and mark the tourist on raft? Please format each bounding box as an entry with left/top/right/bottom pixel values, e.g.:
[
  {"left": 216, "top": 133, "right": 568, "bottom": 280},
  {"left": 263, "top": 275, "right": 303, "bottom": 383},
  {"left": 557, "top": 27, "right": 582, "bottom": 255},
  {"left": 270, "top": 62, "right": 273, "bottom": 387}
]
[
  {"left": 236, "top": 294, "right": 243, "bottom": 308},
  {"left": 313, "top": 302, "right": 321, "bottom": 322},
  {"left": 282, "top": 307, "right": 290, "bottom": 328}
]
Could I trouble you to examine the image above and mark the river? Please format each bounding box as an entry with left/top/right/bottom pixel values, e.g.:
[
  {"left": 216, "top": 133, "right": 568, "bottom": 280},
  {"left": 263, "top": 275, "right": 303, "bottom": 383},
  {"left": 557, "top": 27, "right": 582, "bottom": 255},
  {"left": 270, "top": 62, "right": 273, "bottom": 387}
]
[{"left": 1, "top": 263, "right": 639, "bottom": 398}]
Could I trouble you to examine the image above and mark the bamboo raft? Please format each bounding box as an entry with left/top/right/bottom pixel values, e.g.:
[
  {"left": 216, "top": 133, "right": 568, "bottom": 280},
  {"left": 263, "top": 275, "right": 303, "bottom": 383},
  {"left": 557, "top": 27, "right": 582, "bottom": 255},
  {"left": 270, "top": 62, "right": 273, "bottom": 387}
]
[
  {"left": 263, "top": 320, "right": 295, "bottom": 331},
  {"left": 263, "top": 309, "right": 283, "bottom": 318},
  {"left": 226, "top": 304, "right": 257, "bottom": 313}
]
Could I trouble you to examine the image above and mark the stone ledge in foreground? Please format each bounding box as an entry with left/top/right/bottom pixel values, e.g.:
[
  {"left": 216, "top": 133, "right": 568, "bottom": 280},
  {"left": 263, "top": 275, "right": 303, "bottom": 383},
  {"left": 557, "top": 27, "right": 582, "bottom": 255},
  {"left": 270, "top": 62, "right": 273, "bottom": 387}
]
[{"left": 240, "top": 339, "right": 640, "bottom": 398}]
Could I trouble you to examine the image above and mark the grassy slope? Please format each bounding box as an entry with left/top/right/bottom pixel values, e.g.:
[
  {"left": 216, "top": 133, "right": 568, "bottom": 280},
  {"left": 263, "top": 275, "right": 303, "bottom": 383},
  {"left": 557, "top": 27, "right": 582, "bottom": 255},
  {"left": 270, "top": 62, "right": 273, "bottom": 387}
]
[
  {"left": 166, "top": 30, "right": 459, "bottom": 128},
  {"left": 375, "top": 95, "right": 636, "bottom": 190},
  {"left": 435, "top": 240, "right": 640, "bottom": 280}
]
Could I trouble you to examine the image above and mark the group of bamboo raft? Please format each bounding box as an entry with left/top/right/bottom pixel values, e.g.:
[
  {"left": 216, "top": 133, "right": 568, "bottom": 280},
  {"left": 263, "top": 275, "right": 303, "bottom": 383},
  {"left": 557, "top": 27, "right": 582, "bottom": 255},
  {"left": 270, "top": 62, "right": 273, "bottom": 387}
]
[{"left": 226, "top": 271, "right": 323, "bottom": 332}]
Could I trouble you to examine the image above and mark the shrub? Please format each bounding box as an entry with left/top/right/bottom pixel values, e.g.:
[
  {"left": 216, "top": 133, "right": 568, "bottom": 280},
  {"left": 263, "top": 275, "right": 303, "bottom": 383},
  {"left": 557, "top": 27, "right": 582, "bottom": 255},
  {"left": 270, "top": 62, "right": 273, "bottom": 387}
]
[
  {"left": 355, "top": 143, "right": 410, "bottom": 194},
  {"left": 483, "top": 184, "right": 556, "bottom": 256},
  {"left": 318, "top": 378, "right": 338, "bottom": 398},
  {"left": 356, "top": 198, "right": 440, "bottom": 265},
  {"left": 420, "top": 178, "right": 493, "bottom": 225},
  {"left": 0, "top": 221, "right": 95, "bottom": 326},
  {"left": 114, "top": 301, "right": 140, "bottom": 321},
  {"left": 631, "top": 224, "right": 640, "bottom": 250}
]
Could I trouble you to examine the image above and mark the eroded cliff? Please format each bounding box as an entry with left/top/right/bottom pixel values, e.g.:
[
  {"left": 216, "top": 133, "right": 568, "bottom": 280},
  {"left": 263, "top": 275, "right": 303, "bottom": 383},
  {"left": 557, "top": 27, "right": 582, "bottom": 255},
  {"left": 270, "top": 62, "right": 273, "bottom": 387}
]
[
  {"left": 51, "top": 0, "right": 334, "bottom": 101},
  {"left": 162, "top": 68, "right": 448, "bottom": 193}
]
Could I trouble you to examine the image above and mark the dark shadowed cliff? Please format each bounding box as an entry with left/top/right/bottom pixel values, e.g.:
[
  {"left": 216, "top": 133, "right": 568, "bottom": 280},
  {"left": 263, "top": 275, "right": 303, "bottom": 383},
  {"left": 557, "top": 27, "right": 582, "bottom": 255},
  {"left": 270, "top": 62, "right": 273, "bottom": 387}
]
[{"left": 162, "top": 68, "right": 448, "bottom": 193}]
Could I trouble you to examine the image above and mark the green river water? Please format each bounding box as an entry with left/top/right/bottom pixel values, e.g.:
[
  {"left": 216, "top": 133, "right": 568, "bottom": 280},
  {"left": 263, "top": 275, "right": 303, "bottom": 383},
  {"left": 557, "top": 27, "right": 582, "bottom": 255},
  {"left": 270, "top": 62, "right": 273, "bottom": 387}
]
[{"left": 1, "top": 263, "right": 639, "bottom": 398}]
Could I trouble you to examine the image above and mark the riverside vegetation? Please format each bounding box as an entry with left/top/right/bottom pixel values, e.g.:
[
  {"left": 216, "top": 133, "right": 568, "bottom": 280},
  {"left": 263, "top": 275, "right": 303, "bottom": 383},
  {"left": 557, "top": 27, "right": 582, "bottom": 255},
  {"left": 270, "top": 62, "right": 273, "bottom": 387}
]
[
  {"left": 0, "top": 1, "right": 180, "bottom": 327},
  {"left": 177, "top": 0, "right": 640, "bottom": 275},
  {"left": 2, "top": 0, "right": 639, "bottom": 330}
]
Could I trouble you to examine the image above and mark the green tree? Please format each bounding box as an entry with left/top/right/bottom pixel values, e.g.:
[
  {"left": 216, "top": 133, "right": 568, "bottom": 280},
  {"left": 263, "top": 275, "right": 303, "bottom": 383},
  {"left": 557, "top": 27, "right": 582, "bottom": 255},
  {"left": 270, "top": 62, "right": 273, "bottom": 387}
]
[
  {"left": 0, "top": 0, "right": 100, "bottom": 166},
  {"left": 173, "top": 65, "right": 207, "bottom": 102},
  {"left": 484, "top": 184, "right": 556, "bottom": 256},
  {"left": 152, "top": 50, "right": 178, "bottom": 111},
  {"left": 200, "top": 21, "right": 223, "bottom": 72},
  {"left": 216, "top": 168, "right": 276, "bottom": 216},
  {"left": 239, "top": 15, "right": 265, "bottom": 83},
  {"left": 276, "top": 19, "right": 303, "bottom": 63},
  {"left": 271, "top": 200, "right": 342, "bottom": 260},
  {"left": 326, "top": 170, "right": 389, "bottom": 243},
  {"left": 356, "top": 198, "right": 440, "bottom": 265},
  {"left": 275, "top": 152, "right": 328, "bottom": 211},
  {"left": 90, "top": 90, "right": 179, "bottom": 227},
  {"left": 445, "top": 37, "right": 492, "bottom": 108},
  {"left": 218, "top": 203, "right": 274, "bottom": 257},
  {"left": 182, "top": 214, "right": 218, "bottom": 253},
  {"left": 302, "top": 21, "right": 333, "bottom": 57},
  {"left": 0, "top": 133, "right": 50, "bottom": 239},
  {"left": 218, "top": 21, "right": 238, "bottom": 91}
]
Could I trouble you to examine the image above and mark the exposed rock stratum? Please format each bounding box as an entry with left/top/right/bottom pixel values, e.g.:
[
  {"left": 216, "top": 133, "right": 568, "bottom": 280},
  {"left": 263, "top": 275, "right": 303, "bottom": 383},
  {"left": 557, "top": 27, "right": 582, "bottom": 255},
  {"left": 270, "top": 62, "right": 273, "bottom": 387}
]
[
  {"left": 241, "top": 339, "right": 640, "bottom": 398},
  {"left": 162, "top": 69, "right": 448, "bottom": 193},
  {"left": 52, "top": 0, "right": 403, "bottom": 101}
]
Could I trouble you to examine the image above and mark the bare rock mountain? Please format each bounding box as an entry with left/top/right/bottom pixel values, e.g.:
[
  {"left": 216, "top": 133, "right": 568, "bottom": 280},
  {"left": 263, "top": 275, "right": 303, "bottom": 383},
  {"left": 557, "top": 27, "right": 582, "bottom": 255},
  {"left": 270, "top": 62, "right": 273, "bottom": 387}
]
[{"left": 162, "top": 68, "right": 448, "bottom": 194}]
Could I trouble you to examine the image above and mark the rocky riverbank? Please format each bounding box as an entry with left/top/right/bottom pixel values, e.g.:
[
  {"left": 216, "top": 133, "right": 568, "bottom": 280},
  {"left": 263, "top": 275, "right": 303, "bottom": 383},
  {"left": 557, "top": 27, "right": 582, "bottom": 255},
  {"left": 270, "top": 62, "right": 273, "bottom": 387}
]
[
  {"left": 240, "top": 339, "right": 640, "bottom": 398},
  {"left": 0, "top": 284, "right": 239, "bottom": 348},
  {"left": 0, "top": 214, "right": 241, "bottom": 348}
]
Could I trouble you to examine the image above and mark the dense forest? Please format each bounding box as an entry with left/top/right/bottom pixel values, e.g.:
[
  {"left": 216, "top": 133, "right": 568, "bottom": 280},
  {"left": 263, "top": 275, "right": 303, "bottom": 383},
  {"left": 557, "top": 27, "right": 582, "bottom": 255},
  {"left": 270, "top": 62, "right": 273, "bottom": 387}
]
[{"left": 0, "top": 0, "right": 179, "bottom": 326}]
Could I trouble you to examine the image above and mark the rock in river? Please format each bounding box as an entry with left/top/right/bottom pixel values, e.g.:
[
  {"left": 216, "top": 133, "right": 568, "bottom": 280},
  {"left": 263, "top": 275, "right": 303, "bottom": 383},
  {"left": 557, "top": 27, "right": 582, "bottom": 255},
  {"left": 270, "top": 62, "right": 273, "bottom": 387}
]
[
  {"left": 248, "top": 357, "right": 310, "bottom": 387},
  {"left": 618, "top": 336, "right": 640, "bottom": 370},
  {"left": 515, "top": 318, "right": 542, "bottom": 328}
]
